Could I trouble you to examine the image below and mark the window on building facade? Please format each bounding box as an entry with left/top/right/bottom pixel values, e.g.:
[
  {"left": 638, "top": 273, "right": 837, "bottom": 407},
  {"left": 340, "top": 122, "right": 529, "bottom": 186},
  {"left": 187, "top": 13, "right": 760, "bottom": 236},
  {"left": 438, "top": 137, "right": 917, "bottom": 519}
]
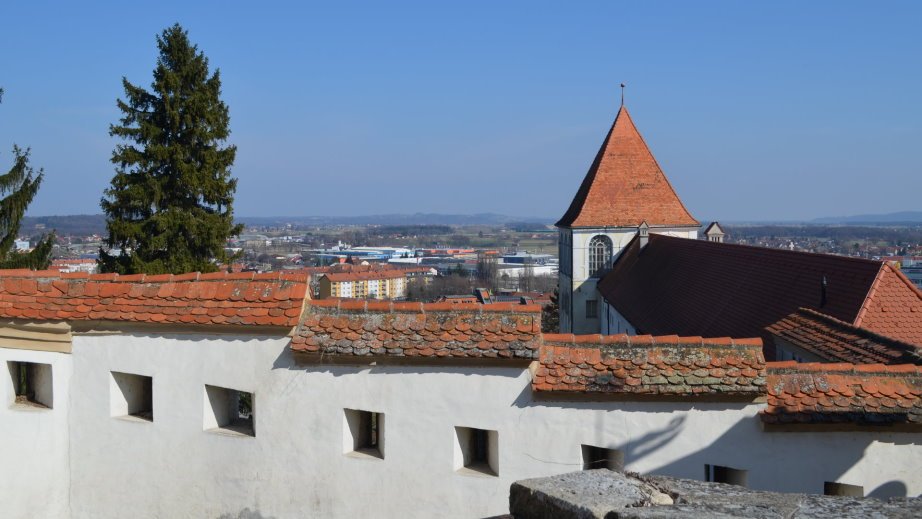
[
  {"left": 454, "top": 426, "right": 498, "bottom": 477},
  {"left": 581, "top": 445, "right": 624, "bottom": 471},
  {"left": 705, "top": 464, "right": 747, "bottom": 486},
  {"left": 204, "top": 385, "right": 255, "bottom": 437},
  {"left": 343, "top": 409, "right": 383, "bottom": 459},
  {"left": 7, "top": 361, "right": 53, "bottom": 409},
  {"left": 588, "top": 235, "right": 613, "bottom": 277},
  {"left": 586, "top": 300, "right": 599, "bottom": 319},
  {"left": 110, "top": 371, "right": 153, "bottom": 421}
]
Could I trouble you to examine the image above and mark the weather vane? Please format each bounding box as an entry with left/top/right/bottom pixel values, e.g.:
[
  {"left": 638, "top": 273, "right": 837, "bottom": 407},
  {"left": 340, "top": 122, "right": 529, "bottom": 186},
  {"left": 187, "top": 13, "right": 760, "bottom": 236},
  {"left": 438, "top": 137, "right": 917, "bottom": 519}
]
[{"left": 620, "top": 83, "right": 626, "bottom": 106}]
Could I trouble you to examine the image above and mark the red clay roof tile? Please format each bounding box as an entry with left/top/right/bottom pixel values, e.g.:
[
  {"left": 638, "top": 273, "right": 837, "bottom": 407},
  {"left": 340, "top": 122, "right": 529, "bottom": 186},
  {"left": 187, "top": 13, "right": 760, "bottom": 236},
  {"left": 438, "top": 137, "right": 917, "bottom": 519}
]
[
  {"left": 0, "top": 270, "right": 308, "bottom": 327},
  {"left": 767, "top": 308, "right": 920, "bottom": 365},
  {"left": 556, "top": 106, "right": 698, "bottom": 228},
  {"left": 762, "top": 361, "right": 922, "bottom": 426}
]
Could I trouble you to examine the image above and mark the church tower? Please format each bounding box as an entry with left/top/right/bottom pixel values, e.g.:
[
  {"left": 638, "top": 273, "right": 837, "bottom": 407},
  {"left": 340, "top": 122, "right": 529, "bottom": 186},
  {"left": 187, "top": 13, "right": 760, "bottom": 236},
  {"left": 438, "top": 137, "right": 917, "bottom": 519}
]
[{"left": 556, "top": 104, "right": 699, "bottom": 334}]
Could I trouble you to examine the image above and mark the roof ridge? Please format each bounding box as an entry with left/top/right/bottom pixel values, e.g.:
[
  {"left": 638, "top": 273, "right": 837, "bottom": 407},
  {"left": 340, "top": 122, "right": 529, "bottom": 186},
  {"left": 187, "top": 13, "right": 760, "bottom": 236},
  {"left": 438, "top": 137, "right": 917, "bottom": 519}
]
[
  {"left": 650, "top": 234, "right": 887, "bottom": 267},
  {"left": 765, "top": 360, "right": 921, "bottom": 375}
]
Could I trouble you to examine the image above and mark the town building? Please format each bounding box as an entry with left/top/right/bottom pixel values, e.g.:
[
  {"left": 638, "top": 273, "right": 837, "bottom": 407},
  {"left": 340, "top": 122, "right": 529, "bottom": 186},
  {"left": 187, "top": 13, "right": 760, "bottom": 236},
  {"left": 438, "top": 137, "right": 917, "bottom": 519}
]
[
  {"left": 318, "top": 269, "right": 408, "bottom": 299},
  {"left": 556, "top": 106, "right": 699, "bottom": 334},
  {"left": 557, "top": 105, "right": 922, "bottom": 363}
]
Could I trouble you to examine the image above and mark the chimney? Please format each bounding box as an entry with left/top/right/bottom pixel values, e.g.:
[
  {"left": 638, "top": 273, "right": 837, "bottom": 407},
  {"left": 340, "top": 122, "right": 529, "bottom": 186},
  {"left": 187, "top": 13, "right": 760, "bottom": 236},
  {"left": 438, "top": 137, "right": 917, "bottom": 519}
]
[{"left": 638, "top": 221, "right": 650, "bottom": 248}]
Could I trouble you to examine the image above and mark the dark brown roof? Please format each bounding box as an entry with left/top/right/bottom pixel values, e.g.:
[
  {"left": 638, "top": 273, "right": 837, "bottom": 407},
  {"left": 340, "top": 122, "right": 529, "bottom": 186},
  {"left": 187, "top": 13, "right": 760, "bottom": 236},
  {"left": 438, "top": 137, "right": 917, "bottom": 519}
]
[
  {"left": 767, "top": 308, "right": 921, "bottom": 365},
  {"left": 555, "top": 106, "right": 698, "bottom": 229},
  {"left": 596, "top": 234, "right": 921, "bottom": 353}
]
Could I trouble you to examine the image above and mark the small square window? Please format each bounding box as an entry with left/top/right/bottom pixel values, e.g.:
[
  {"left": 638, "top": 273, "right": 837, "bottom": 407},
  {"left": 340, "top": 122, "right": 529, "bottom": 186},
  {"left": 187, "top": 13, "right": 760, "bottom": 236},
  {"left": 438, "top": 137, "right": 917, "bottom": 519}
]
[
  {"left": 7, "top": 361, "right": 53, "bottom": 410},
  {"left": 454, "top": 426, "right": 498, "bottom": 477},
  {"left": 824, "top": 482, "right": 863, "bottom": 497},
  {"left": 343, "top": 409, "right": 384, "bottom": 459},
  {"left": 586, "top": 300, "right": 599, "bottom": 319},
  {"left": 204, "top": 385, "right": 254, "bottom": 437},
  {"left": 705, "top": 464, "right": 747, "bottom": 486},
  {"left": 581, "top": 445, "right": 624, "bottom": 471},
  {"left": 110, "top": 371, "right": 153, "bottom": 422}
]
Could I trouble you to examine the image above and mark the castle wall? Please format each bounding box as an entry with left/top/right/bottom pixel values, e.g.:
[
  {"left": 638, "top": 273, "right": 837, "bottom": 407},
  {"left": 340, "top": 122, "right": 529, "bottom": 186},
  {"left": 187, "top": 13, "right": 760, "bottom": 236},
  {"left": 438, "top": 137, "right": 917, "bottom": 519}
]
[
  {"left": 0, "top": 346, "right": 72, "bottom": 519},
  {"left": 48, "top": 332, "right": 922, "bottom": 518}
]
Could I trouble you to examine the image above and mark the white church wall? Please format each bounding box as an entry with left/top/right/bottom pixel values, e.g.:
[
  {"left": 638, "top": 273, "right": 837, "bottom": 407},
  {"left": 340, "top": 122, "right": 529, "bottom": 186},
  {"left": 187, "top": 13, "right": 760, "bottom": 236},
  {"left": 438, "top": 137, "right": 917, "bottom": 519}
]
[
  {"left": 59, "top": 332, "right": 922, "bottom": 519},
  {"left": 0, "top": 346, "right": 72, "bottom": 519}
]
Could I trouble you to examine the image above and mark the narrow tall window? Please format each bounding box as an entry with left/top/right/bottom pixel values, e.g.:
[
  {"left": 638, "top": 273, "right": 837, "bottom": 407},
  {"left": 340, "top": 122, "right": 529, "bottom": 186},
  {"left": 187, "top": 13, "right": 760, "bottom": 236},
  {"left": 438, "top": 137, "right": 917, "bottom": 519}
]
[{"left": 588, "top": 235, "right": 613, "bottom": 277}]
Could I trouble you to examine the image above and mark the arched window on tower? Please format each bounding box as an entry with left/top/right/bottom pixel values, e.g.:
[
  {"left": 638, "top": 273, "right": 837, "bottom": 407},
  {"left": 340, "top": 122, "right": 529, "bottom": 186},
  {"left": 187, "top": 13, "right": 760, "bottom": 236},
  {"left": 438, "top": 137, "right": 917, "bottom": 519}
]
[{"left": 588, "top": 235, "right": 613, "bottom": 277}]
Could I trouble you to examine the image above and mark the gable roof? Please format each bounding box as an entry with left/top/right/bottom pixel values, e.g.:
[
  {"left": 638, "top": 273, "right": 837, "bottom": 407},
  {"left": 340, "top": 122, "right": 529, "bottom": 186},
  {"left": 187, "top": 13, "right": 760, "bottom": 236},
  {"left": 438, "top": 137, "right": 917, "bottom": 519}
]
[
  {"left": 598, "top": 234, "right": 922, "bottom": 351},
  {"left": 854, "top": 263, "right": 922, "bottom": 345},
  {"left": 767, "top": 308, "right": 921, "bottom": 365},
  {"left": 556, "top": 106, "right": 698, "bottom": 228}
]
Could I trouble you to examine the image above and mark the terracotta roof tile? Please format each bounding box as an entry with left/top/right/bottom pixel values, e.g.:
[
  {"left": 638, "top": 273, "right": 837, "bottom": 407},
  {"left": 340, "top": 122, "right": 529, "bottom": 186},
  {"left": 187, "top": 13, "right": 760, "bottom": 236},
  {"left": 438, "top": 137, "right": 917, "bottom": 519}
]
[
  {"left": 532, "top": 334, "right": 766, "bottom": 396},
  {"left": 290, "top": 299, "right": 542, "bottom": 359},
  {"left": 854, "top": 264, "right": 922, "bottom": 346},
  {"left": 0, "top": 270, "right": 308, "bottom": 327},
  {"left": 767, "top": 308, "right": 921, "bottom": 365},
  {"left": 556, "top": 106, "right": 698, "bottom": 228},
  {"left": 762, "top": 361, "right": 922, "bottom": 426}
]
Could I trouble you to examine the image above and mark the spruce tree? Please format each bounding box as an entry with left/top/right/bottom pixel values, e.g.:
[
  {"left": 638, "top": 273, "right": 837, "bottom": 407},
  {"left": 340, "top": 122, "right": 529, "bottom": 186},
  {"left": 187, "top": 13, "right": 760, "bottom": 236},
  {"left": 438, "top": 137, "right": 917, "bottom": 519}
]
[
  {"left": 100, "top": 24, "right": 243, "bottom": 274},
  {"left": 0, "top": 88, "right": 55, "bottom": 270}
]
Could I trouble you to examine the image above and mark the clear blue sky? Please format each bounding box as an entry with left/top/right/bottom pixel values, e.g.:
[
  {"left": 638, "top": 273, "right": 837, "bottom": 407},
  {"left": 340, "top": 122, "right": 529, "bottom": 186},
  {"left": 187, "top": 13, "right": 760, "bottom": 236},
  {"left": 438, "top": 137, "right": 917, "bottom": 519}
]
[{"left": 1, "top": 1, "right": 920, "bottom": 221}]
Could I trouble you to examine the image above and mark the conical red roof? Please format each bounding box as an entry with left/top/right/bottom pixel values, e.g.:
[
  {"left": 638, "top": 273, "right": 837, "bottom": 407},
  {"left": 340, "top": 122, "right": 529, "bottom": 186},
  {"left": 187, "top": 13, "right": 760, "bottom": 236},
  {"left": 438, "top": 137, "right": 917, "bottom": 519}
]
[{"left": 556, "top": 106, "right": 698, "bottom": 228}]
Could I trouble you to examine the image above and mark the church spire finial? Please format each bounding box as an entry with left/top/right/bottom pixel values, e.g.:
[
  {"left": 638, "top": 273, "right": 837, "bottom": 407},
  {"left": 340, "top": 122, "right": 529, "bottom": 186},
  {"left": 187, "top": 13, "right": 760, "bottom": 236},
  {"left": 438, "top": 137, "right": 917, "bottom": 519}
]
[{"left": 620, "top": 83, "right": 625, "bottom": 106}]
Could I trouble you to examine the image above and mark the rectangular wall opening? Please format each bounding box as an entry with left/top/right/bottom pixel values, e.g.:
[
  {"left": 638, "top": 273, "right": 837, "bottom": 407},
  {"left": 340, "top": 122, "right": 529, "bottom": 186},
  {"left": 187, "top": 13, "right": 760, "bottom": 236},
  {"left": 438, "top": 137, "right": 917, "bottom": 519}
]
[
  {"left": 824, "top": 482, "right": 864, "bottom": 497},
  {"left": 204, "top": 384, "right": 254, "bottom": 437},
  {"left": 110, "top": 371, "right": 153, "bottom": 421},
  {"left": 454, "top": 426, "right": 498, "bottom": 477},
  {"left": 343, "top": 409, "right": 384, "bottom": 459},
  {"left": 705, "top": 464, "right": 748, "bottom": 487},
  {"left": 581, "top": 444, "right": 624, "bottom": 471},
  {"left": 7, "top": 361, "right": 53, "bottom": 409}
]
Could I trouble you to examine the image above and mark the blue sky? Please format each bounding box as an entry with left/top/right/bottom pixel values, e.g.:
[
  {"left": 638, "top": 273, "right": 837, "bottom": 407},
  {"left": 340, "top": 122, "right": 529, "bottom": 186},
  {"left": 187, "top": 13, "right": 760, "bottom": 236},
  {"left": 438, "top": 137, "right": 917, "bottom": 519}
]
[{"left": 1, "top": 1, "right": 920, "bottom": 221}]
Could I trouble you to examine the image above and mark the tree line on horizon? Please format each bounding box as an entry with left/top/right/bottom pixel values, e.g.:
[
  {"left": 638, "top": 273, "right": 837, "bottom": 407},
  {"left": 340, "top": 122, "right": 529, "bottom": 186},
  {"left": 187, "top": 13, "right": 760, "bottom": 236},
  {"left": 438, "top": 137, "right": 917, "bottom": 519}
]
[{"left": 3, "top": 23, "right": 242, "bottom": 274}]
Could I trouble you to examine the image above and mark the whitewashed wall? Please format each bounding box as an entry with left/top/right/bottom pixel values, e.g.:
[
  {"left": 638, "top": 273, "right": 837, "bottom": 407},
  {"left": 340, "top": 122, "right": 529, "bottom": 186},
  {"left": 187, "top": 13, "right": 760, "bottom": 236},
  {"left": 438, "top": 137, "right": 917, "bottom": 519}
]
[
  {"left": 55, "top": 332, "right": 922, "bottom": 519},
  {"left": 0, "top": 347, "right": 72, "bottom": 519}
]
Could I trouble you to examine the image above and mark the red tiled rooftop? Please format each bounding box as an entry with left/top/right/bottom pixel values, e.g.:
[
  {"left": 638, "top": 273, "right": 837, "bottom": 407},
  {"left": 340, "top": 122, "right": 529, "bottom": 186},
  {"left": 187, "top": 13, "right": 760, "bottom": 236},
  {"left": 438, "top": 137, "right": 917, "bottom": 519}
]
[
  {"left": 0, "top": 270, "right": 308, "bottom": 327},
  {"left": 767, "top": 308, "right": 921, "bottom": 365},
  {"left": 291, "top": 299, "right": 543, "bottom": 359},
  {"left": 763, "top": 361, "right": 922, "bottom": 426},
  {"left": 556, "top": 106, "right": 698, "bottom": 229},
  {"left": 534, "top": 334, "right": 765, "bottom": 396},
  {"left": 854, "top": 264, "right": 922, "bottom": 346}
]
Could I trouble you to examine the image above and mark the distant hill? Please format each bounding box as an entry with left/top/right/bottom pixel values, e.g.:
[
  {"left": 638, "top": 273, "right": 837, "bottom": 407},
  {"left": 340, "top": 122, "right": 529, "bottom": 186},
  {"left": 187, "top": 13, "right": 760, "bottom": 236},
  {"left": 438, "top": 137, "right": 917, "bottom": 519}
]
[
  {"left": 22, "top": 214, "right": 106, "bottom": 237},
  {"left": 811, "top": 211, "right": 922, "bottom": 225},
  {"left": 21, "top": 213, "right": 553, "bottom": 236},
  {"left": 236, "top": 213, "right": 552, "bottom": 227}
]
